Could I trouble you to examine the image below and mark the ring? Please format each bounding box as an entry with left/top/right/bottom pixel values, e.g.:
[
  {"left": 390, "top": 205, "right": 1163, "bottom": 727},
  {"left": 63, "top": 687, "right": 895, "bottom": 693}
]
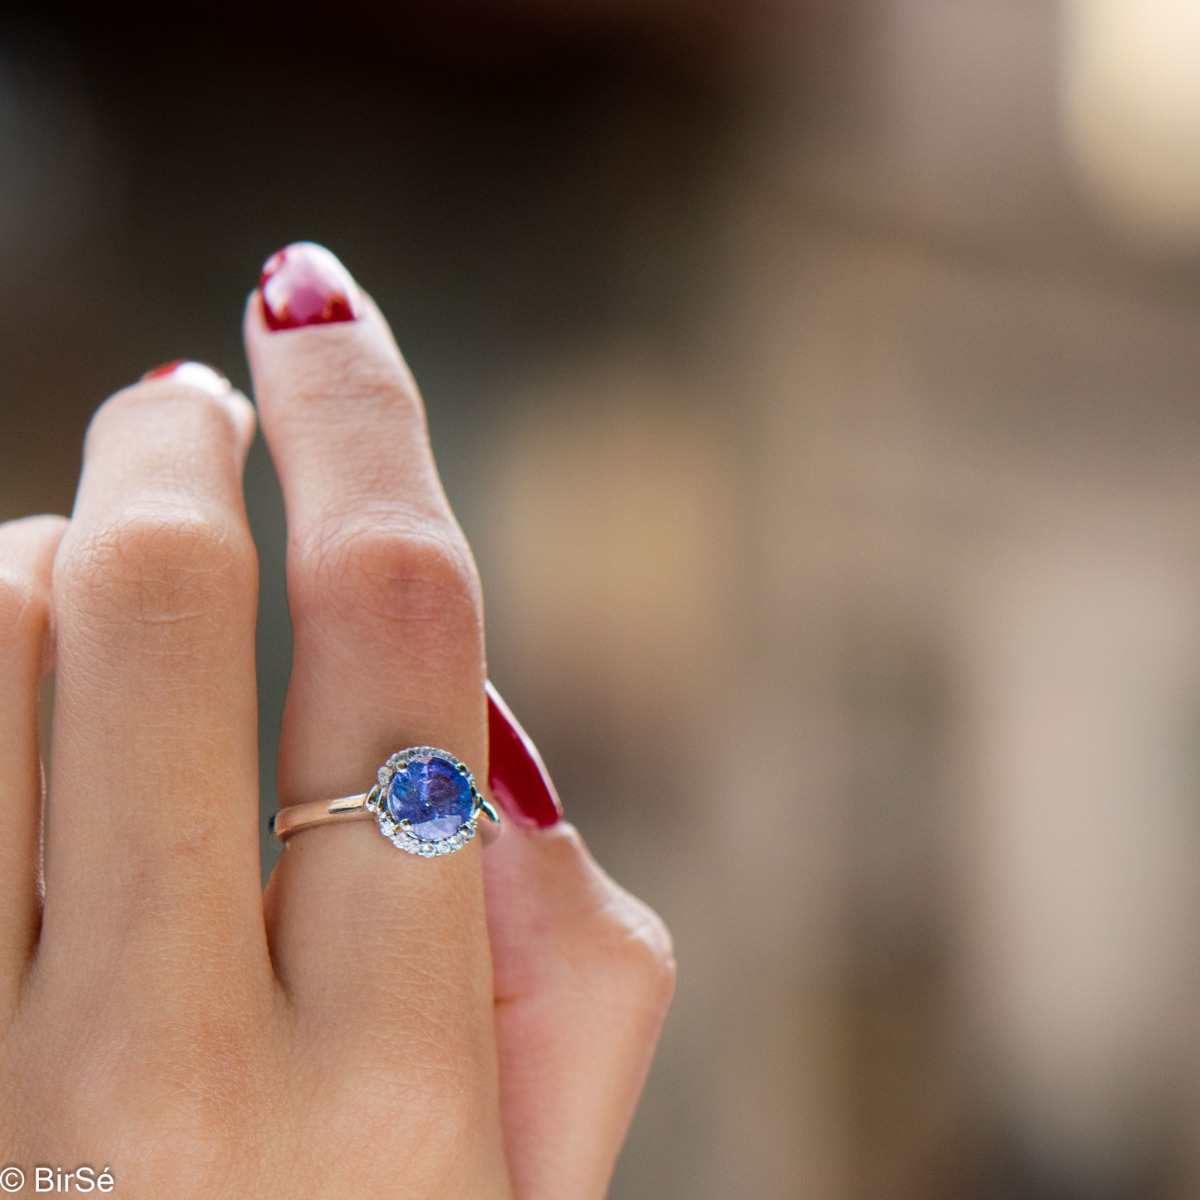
[{"left": 270, "top": 746, "right": 499, "bottom": 856}]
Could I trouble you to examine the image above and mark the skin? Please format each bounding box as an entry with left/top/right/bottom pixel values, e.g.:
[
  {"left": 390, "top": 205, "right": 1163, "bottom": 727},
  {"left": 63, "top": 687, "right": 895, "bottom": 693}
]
[{"left": 0, "top": 263, "right": 675, "bottom": 1198}]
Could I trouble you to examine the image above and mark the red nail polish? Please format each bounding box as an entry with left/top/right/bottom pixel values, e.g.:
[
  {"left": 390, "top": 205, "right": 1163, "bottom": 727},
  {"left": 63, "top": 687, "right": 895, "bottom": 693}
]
[
  {"left": 258, "top": 242, "right": 361, "bottom": 331},
  {"left": 141, "top": 360, "right": 231, "bottom": 396},
  {"left": 486, "top": 680, "right": 563, "bottom": 829}
]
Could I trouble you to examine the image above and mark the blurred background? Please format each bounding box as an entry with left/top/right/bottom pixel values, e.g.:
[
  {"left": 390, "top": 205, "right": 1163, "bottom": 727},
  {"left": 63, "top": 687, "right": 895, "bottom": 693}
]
[{"left": 3, "top": 1, "right": 1200, "bottom": 1196}]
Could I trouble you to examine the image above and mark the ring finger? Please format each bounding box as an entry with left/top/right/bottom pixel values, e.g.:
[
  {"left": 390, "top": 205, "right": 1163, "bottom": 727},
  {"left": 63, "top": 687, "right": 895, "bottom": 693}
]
[{"left": 245, "top": 245, "right": 495, "bottom": 1058}]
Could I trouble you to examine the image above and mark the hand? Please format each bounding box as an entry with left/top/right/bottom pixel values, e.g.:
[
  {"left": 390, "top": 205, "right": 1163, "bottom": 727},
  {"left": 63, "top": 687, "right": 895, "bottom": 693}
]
[{"left": 0, "top": 243, "right": 674, "bottom": 1198}]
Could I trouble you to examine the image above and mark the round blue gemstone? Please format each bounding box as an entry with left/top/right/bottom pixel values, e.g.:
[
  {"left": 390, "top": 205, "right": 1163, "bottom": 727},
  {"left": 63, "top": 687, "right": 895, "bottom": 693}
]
[{"left": 386, "top": 755, "right": 474, "bottom": 841}]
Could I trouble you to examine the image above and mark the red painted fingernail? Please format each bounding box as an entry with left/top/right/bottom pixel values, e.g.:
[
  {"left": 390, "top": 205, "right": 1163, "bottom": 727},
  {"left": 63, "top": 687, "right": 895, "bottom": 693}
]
[
  {"left": 141, "top": 360, "right": 231, "bottom": 396},
  {"left": 486, "top": 680, "right": 563, "bottom": 829},
  {"left": 258, "top": 242, "right": 361, "bottom": 331}
]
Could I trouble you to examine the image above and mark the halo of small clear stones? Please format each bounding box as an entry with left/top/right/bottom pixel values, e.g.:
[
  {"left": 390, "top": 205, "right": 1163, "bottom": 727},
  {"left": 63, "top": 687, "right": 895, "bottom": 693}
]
[{"left": 370, "top": 747, "right": 481, "bottom": 857}]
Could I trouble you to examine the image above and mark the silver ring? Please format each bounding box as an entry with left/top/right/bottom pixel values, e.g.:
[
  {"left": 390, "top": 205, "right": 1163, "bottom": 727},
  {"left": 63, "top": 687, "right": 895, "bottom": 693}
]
[{"left": 270, "top": 746, "right": 499, "bottom": 856}]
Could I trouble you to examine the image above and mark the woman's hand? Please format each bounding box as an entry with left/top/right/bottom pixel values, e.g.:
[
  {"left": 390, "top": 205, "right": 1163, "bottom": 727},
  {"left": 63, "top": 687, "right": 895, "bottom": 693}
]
[{"left": 0, "top": 243, "right": 674, "bottom": 1199}]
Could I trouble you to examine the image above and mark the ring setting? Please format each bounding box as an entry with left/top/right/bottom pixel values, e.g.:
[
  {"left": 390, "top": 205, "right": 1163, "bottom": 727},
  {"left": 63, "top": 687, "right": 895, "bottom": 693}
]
[
  {"left": 368, "top": 746, "right": 496, "bottom": 856},
  {"left": 270, "top": 746, "right": 499, "bottom": 855}
]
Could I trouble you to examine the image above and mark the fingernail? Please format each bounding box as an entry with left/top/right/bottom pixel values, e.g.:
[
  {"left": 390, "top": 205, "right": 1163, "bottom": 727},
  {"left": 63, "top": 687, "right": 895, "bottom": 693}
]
[
  {"left": 141, "top": 360, "right": 231, "bottom": 396},
  {"left": 258, "top": 242, "right": 361, "bottom": 331},
  {"left": 486, "top": 680, "right": 563, "bottom": 829}
]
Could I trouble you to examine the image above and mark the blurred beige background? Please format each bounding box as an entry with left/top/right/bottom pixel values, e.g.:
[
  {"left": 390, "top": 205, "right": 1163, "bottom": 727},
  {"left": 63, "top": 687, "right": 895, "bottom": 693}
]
[{"left": 3, "top": 2, "right": 1200, "bottom": 1196}]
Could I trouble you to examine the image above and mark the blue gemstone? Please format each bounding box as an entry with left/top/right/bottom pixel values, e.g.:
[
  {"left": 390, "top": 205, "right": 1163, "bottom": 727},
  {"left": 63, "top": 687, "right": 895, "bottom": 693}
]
[{"left": 386, "top": 754, "right": 474, "bottom": 841}]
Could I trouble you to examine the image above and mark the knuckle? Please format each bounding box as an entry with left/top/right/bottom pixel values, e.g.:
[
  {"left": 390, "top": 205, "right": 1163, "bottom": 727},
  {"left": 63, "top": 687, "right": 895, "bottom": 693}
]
[
  {"left": 594, "top": 899, "right": 677, "bottom": 1013},
  {"left": 333, "top": 1050, "right": 488, "bottom": 1187},
  {"left": 292, "top": 520, "right": 482, "bottom": 650},
  {"left": 17, "top": 984, "right": 270, "bottom": 1165},
  {"left": 0, "top": 515, "right": 64, "bottom": 655},
  {"left": 57, "top": 512, "right": 255, "bottom": 632},
  {"left": 3, "top": 976, "right": 272, "bottom": 1186},
  {"left": 545, "top": 827, "right": 676, "bottom": 1013}
]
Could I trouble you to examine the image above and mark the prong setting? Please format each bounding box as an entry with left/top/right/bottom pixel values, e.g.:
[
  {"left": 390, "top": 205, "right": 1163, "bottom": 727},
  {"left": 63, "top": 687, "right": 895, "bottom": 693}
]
[{"left": 370, "top": 745, "right": 494, "bottom": 857}]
